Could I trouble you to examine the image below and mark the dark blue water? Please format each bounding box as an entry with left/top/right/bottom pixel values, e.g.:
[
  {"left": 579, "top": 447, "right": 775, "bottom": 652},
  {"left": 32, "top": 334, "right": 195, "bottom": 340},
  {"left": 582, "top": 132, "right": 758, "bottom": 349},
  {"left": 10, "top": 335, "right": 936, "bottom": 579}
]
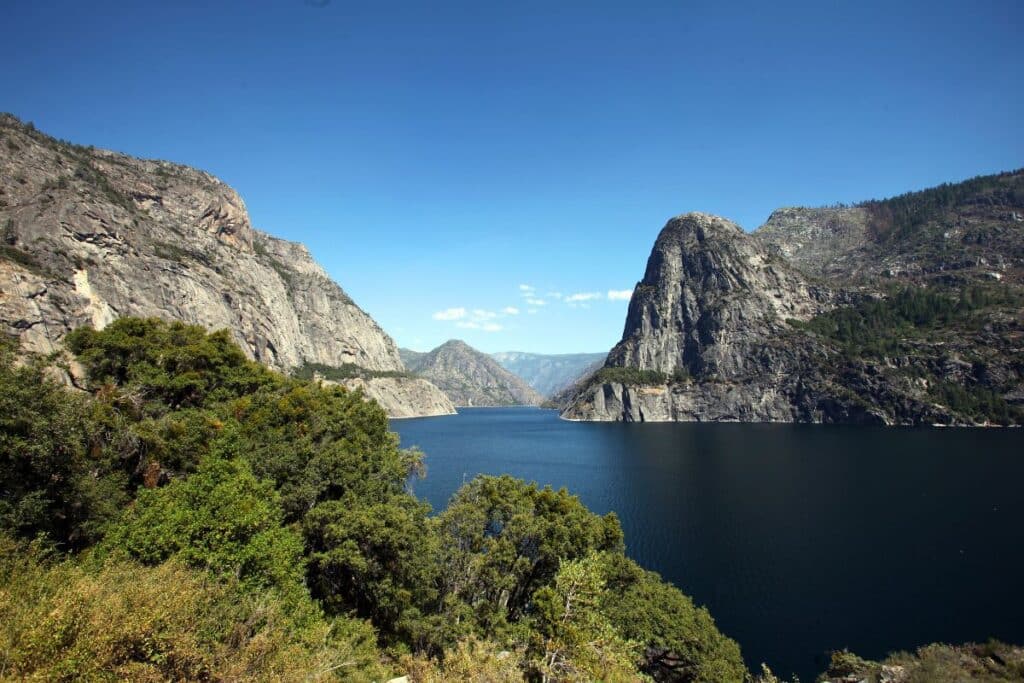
[{"left": 392, "top": 407, "right": 1024, "bottom": 681}]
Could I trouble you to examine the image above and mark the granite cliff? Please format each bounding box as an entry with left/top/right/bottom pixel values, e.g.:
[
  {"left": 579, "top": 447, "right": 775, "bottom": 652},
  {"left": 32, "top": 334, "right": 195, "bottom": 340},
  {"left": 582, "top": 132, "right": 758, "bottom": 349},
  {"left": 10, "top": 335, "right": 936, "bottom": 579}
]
[
  {"left": 0, "top": 114, "right": 453, "bottom": 418},
  {"left": 402, "top": 340, "right": 544, "bottom": 407},
  {"left": 564, "top": 171, "right": 1024, "bottom": 425}
]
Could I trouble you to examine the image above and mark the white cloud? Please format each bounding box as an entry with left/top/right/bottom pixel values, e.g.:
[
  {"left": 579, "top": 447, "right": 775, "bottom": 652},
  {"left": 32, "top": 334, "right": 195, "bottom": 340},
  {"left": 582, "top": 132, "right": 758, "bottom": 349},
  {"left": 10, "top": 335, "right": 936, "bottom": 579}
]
[
  {"left": 607, "top": 289, "right": 634, "bottom": 301},
  {"left": 472, "top": 309, "right": 498, "bottom": 320},
  {"left": 482, "top": 322, "right": 503, "bottom": 332},
  {"left": 456, "top": 320, "right": 480, "bottom": 329},
  {"left": 518, "top": 284, "right": 535, "bottom": 293},
  {"left": 565, "top": 292, "right": 602, "bottom": 303},
  {"left": 525, "top": 298, "right": 546, "bottom": 306},
  {"left": 432, "top": 307, "right": 467, "bottom": 321},
  {"left": 502, "top": 306, "right": 520, "bottom": 315}
]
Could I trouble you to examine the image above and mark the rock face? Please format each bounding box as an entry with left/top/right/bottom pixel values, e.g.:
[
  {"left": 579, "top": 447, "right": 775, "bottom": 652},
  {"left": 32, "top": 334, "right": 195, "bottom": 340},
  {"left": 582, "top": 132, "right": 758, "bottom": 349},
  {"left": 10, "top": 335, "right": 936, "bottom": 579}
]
[
  {"left": 490, "top": 351, "right": 607, "bottom": 398},
  {"left": 565, "top": 171, "right": 1024, "bottom": 425},
  {"left": 563, "top": 213, "right": 842, "bottom": 422},
  {"left": 335, "top": 377, "right": 456, "bottom": 419},
  {"left": 402, "top": 340, "right": 545, "bottom": 407},
  {"left": 0, "top": 114, "right": 452, "bottom": 418}
]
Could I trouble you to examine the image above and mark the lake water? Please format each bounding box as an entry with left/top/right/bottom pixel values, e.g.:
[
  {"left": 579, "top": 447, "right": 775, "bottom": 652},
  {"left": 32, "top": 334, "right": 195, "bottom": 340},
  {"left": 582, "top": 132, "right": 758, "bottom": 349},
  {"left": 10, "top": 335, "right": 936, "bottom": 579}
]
[{"left": 392, "top": 407, "right": 1024, "bottom": 681}]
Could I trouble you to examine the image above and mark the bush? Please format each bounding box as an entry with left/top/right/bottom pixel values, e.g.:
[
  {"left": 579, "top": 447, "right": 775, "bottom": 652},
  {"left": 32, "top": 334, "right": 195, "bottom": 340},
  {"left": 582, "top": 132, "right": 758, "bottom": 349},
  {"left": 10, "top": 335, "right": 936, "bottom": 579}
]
[
  {"left": 66, "top": 317, "right": 279, "bottom": 412},
  {"left": 0, "top": 536, "right": 385, "bottom": 682},
  {"left": 102, "top": 455, "right": 307, "bottom": 599}
]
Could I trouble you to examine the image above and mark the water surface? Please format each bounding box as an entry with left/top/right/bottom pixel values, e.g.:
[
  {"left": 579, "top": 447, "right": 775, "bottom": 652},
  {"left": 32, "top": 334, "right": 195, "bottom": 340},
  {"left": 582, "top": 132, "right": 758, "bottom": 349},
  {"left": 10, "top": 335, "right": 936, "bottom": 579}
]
[{"left": 392, "top": 408, "right": 1024, "bottom": 681}]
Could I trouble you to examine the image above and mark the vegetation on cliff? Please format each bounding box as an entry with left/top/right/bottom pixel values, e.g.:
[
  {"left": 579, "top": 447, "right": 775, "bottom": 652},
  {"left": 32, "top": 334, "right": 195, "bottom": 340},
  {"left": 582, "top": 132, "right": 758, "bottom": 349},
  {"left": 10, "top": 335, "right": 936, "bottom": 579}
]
[
  {"left": 789, "top": 284, "right": 1024, "bottom": 425},
  {"left": 0, "top": 318, "right": 743, "bottom": 681}
]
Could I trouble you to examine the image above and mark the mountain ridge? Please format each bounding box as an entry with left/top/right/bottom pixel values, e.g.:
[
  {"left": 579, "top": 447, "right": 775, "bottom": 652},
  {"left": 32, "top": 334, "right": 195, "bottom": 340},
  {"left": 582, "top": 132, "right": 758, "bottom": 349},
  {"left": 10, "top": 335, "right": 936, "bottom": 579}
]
[
  {"left": 402, "top": 339, "right": 545, "bottom": 407},
  {"left": 0, "top": 114, "right": 454, "bottom": 418},
  {"left": 564, "top": 170, "right": 1024, "bottom": 425}
]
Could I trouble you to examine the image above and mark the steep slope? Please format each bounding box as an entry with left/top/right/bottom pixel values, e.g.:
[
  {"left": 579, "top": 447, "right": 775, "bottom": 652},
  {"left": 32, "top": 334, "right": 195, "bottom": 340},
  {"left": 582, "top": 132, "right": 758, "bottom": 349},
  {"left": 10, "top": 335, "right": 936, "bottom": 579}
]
[
  {"left": 565, "top": 173, "right": 1024, "bottom": 425},
  {"left": 563, "top": 213, "right": 847, "bottom": 422},
  {"left": 491, "top": 351, "right": 607, "bottom": 397},
  {"left": 403, "top": 340, "right": 545, "bottom": 406},
  {"left": 398, "top": 347, "right": 426, "bottom": 369},
  {"left": 755, "top": 170, "right": 1024, "bottom": 284},
  {"left": 544, "top": 356, "right": 606, "bottom": 409},
  {"left": 0, "top": 114, "right": 453, "bottom": 418}
]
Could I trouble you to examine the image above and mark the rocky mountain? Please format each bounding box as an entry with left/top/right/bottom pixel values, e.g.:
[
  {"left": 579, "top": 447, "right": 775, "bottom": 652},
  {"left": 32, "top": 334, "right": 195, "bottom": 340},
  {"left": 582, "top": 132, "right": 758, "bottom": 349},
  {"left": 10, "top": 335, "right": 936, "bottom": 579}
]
[
  {"left": 543, "top": 357, "right": 605, "bottom": 409},
  {"left": 491, "top": 351, "right": 607, "bottom": 397},
  {"left": 0, "top": 114, "right": 454, "bottom": 418},
  {"left": 564, "top": 171, "right": 1024, "bottom": 425},
  {"left": 402, "top": 340, "right": 545, "bottom": 407}
]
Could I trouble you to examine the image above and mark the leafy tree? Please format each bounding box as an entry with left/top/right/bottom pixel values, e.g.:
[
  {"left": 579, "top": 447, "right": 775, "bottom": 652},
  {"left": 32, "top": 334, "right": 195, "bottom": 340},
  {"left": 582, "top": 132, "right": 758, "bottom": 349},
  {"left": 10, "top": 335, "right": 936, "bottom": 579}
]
[
  {"left": 436, "top": 475, "right": 624, "bottom": 634},
  {"left": 531, "top": 553, "right": 646, "bottom": 682},
  {"left": 102, "top": 454, "right": 306, "bottom": 599},
  {"left": 0, "top": 337, "right": 129, "bottom": 548},
  {"left": 598, "top": 553, "right": 746, "bottom": 682},
  {"left": 66, "top": 317, "right": 279, "bottom": 413},
  {"left": 227, "top": 380, "right": 423, "bottom": 520},
  {"left": 304, "top": 493, "right": 439, "bottom": 640}
]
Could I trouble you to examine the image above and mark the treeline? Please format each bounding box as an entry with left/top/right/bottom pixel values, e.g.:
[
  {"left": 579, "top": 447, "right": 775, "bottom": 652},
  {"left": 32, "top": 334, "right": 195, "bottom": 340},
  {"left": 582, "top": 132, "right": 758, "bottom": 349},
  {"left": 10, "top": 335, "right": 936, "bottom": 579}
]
[
  {"left": 859, "top": 169, "right": 1023, "bottom": 242},
  {"left": 293, "top": 360, "right": 416, "bottom": 382},
  {"left": 790, "top": 285, "right": 1022, "bottom": 424},
  {"left": 790, "top": 285, "right": 1022, "bottom": 357},
  {"left": 0, "top": 318, "right": 744, "bottom": 681},
  {"left": 591, "top": 366, "right": 691, "bottom": 387}
]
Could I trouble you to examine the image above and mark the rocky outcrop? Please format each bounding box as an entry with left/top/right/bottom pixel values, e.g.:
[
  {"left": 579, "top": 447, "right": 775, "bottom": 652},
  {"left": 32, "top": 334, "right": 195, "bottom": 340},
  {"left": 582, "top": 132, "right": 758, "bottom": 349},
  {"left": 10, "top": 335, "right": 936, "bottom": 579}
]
[
  {"left": 563, "top": 213, "right": 844, "bottom": 422},
  {"left": 0, "top": 114, "right": 449, "bottom": 417},
  {"left": 491, "top": 351, "right": 607, "bottom": 398},
  {"left": 403, "top": 340, "right": 545, "bottom": 407},
  {"left": 564, "top": 170, "right": 1024, "bottom": 425},
  {"left": 337, "top": 377, "right": 456, "bottom": 419},
  {"left": 755, "top": 171, "right": 1024, "bottom": 284}
]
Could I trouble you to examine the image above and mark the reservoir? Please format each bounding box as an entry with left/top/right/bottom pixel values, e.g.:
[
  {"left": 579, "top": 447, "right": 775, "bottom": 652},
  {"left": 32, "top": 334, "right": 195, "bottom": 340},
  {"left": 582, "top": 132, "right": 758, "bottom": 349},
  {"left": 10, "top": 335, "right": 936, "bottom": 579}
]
[{"left": 393, "top": 407, "right": 1024, "bottom": 681}]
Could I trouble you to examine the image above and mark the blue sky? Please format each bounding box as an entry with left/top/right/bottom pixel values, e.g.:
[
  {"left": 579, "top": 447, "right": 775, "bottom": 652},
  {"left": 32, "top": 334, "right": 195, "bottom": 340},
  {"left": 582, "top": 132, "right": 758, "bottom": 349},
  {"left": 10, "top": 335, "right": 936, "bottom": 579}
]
[{"left": 4, "top": 0, "right": 1022, "bottom": 353}]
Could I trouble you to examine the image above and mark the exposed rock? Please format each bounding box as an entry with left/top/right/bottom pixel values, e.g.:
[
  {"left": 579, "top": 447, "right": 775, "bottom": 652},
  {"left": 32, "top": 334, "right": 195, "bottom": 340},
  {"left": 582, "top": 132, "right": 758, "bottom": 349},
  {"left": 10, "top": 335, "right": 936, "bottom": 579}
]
[
  {"left": 336, "top": 377, "right": 456, "bottom": 419},
  {"left": 403, "top": 340, "right": 545, "bottom": 407},
  {"left": 814, "top": 642, "right": 1024, "bottom": 683},
  {"left": 563, "top": 213, "right": 846, "bottom": 422},
  {"left": 0, "top": 114, "right": 449, "bottom": 418},
  {"left": 564, "top": 170, "right": 1024, "bottom": 425}
]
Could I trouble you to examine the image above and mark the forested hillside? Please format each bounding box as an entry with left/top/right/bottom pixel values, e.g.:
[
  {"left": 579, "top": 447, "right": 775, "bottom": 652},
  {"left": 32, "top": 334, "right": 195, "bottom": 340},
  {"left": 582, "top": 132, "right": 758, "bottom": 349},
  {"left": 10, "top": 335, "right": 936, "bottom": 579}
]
[{"left": 0, "top": 318, "right": 743, "bottom": 681}]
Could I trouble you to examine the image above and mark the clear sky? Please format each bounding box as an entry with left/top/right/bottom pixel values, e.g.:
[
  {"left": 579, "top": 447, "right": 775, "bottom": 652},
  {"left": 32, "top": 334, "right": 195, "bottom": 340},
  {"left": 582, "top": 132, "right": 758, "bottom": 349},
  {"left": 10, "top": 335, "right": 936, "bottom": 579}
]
[{"left": 3, "top": 1, "right": 1022, "bottom": 353}]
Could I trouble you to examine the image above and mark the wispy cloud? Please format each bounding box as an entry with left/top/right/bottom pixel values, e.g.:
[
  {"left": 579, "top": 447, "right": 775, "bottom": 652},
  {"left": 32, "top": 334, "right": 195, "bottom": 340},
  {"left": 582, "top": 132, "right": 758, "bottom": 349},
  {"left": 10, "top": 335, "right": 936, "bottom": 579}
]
[
  {"left": 565, "top": 292, "right": 602, "bottom": 303},
  {"left": 525, "top": 298, "right": 546, "bottom": 306},
  {"left": 519, "top": 284, "right": 535, "bottom": 293},
  {"left": 432, "top": 307, "right": 467, "bottom": 321},
  {"left": 546, "top": 291, "right": 562, "bottom": 300},
  {"left": 527, "top": 309, "right": 539, "bottom": 314},
  {"left": 607, "top": 289, "right": 633, "bottom": 301},
  {"left": 472, "top": 309, "right": 498, "bottom": 320},
  {"left": 503, "top": 306, "right": 520, "bottom": 315},
  {"left": 482, "top": 322, "right": 503, "bottom": 332}
]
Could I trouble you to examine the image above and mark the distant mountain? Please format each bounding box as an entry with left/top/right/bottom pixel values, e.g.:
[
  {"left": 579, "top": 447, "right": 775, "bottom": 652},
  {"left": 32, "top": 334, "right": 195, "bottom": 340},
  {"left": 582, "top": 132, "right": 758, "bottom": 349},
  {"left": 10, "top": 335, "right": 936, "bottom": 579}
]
[
  {"left": 399, "top": 347, "right": 426, "bottom": 369},
  {"left": 491, "top": 351, "right": 607, "bottom": 397},
  {"left": 565, "top": 170, "right": 1024, "bottom": 425},
  {"left": 402, "top": 340, "right": 545, "bottom": 407}
]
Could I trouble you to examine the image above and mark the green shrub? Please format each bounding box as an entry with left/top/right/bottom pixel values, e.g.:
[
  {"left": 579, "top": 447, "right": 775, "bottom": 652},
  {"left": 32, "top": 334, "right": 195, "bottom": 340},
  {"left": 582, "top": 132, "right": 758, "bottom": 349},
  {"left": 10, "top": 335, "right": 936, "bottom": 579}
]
[
  {"left": 592, "top": 366, "right": 668, "bottom": 386},
  {"left": 102, "top": 455, "right": 307, "bottom": 598}
]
